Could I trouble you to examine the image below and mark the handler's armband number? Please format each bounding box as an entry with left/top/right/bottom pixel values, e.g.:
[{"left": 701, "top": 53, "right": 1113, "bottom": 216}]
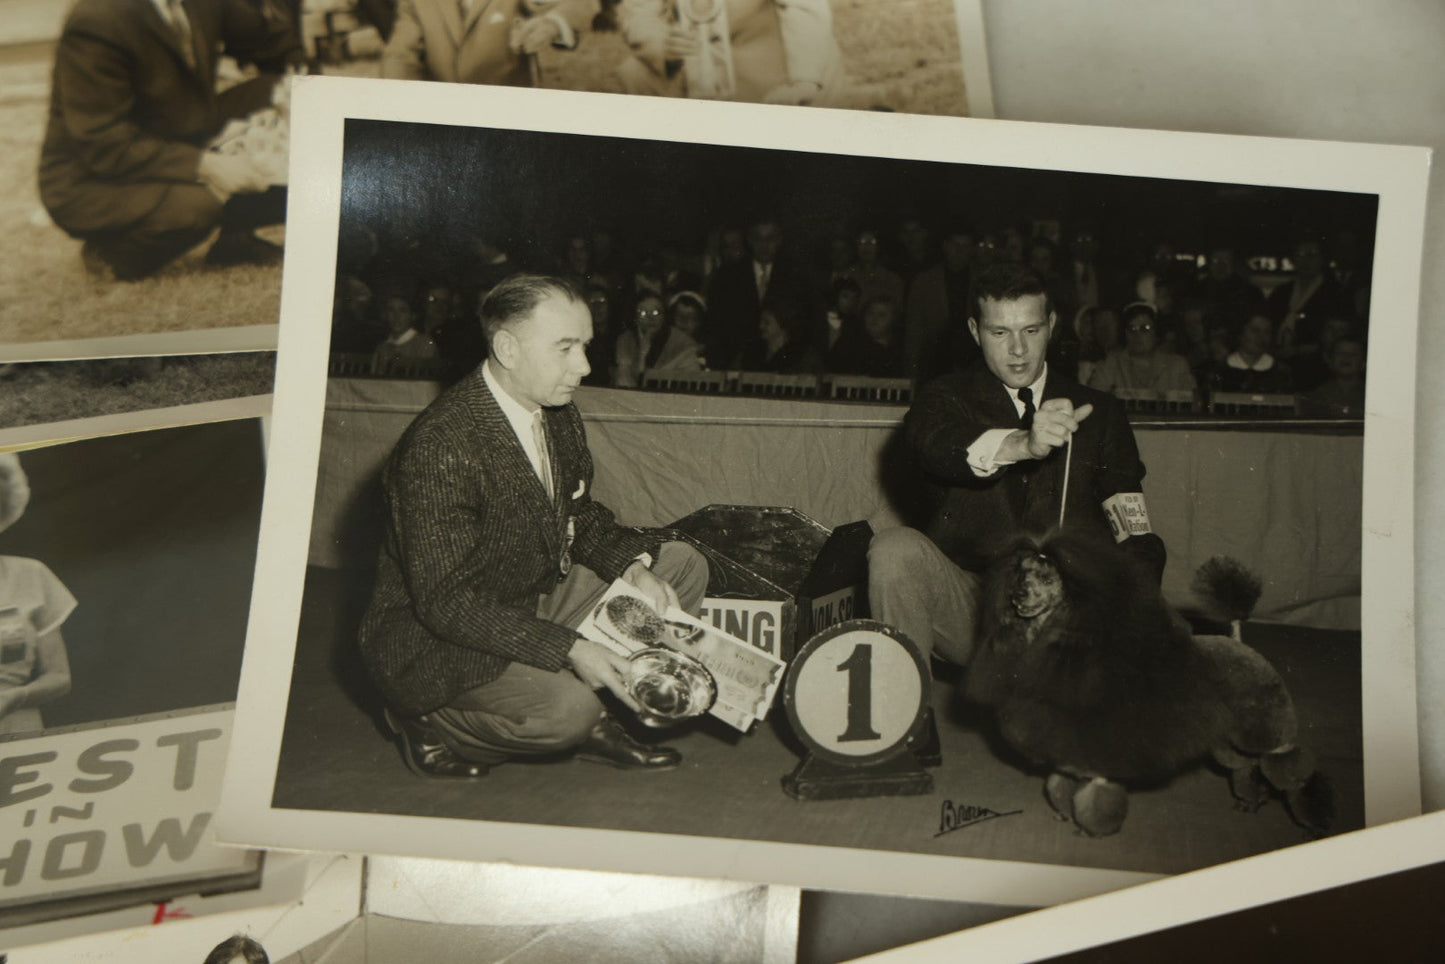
[{"left": 1102, "top": 492, "right": 1152, "bottom": 543}]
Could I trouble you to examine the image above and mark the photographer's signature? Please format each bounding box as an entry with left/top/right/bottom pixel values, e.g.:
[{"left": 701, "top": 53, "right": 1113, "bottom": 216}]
[{"left": 933, "top": 799, "right": 1022, "bottom": 837}]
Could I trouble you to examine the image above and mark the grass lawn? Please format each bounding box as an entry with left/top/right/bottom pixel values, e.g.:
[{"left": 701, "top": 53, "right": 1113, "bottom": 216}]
[
  {"left": 0, "top": 352, "right": 275, "bottom": 429},
  {"left": 0, "top": 55, "right": 282, "bottom": 352}
]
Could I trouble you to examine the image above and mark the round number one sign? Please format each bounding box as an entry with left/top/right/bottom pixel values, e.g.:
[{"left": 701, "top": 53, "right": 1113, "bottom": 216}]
[{"left": 782, "top": 619, "right": 933, "bottom": 800}]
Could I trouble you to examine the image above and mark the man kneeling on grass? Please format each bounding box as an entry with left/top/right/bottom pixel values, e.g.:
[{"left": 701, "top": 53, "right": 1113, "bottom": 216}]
[{"left": 38, "top": 0, "right": 304, "bottom": 281}]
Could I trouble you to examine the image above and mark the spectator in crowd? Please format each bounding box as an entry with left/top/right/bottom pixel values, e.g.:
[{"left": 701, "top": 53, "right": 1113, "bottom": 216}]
[
  {"left": 424, "top": 281, "right": 487, "bottom": 370},
  {"left": 563, "top": 234, "right": 593, "bottom": 286},
  {"left": 582, "top": 284, "right": 619, "bottom": 386},
  {"left": 1146, "top": 237, "right": 1195, "bottom": 297},
  {"left": 1290, "top": 315, "right": 1355, "bottom": 392},
  {"left": 614, "top": 292, "right": 702, "bottom": 387},
  {"left": 825, "top": 234, "right": 855, "bottom": 286},
  {"left": 904, "top": 223, "right": 977, "bottom": 383},
  {"left": 1027, "top": 237, "right": 1071, "bottom": 319},
  {"left": 703, "top": 225, "right": 748, "bottom": 285},
  {"left": 895, "top": 216, "right": 936, "bottom": 294},
  {"left": 666, "top": 290, "right": 712, "bottom": 367},
  {"left": 973, "top": 230, "right": 1000, "bottom": 270},
  {"left": 706, "top": 216, "right": 811, "bottom": 372},
  {"left": 381, "top": 0, "right": 593, "bottom": 86},
  {"left": 1171, "top": 298, "right": 1215, "bottom": 376},
  {"left": 1206, "top": 312, "right": 1292, "bottom": 395},
  {"left": 40, "top": 0, "right": 303, "bottom": 280},
  {"left": 1298, "top": 331, "right": 1366, "bottom": 417},
  {"left": 1329, "top": 227, "right": 1372, "bottom": 321},
  {"left": 828, "top": 297, "right": 905, "bottom": 378},
  {"left": 372, "top": 291, "right": 439, "bottom": 372},
  {"left": 735, "top": 300, "right": 823, "bottom": 375},
  {"left": 999, "top": 225, "right": 1025, "bottom": 265},
  {"left": 1268, "top": 235, "right": 1352, "bottom": 364},
  {"left": 333, "top": 274, "right": 382, "bottom": 353},
  {"left": 1196, "top": 244, "right": 1264, "bottom": 333},
  {"left": 1067, "top": 226, "right": 1103, "bottom": 314},
  {"left": 845, "top": 228, "right": 904, "bottom": 308},
  {"left": 1087, "top": 302, "right": 1196, "bottom": 397},
  {"left": 615, "top": 0, "right": 853, "bottom": 106},
  {"left": 822, "top": 277, "right": 862, "bottom": 354}
]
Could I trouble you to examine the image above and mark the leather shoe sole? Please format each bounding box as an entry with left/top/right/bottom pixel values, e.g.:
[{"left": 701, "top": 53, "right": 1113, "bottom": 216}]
[{"left": 384, "top": 708, "right": 489, "bottom": 780}]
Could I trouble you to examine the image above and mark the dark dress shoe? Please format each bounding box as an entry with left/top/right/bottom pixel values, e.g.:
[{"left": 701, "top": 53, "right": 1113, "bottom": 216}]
[
  {"left": 576, "top": 715, "right": 681, "bottom": 770},
  {"left": 205, "top": 231, "right": 283, "bottom": 267},
  {"left": 384, "top": 708, "right": 489, "bottom": 779}
]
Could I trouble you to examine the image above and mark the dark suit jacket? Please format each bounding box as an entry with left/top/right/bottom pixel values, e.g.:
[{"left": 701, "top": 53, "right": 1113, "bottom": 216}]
[
  {"left": 706, "top": 256, "right": 816, "bottom": 366},
  {"left": 906, "top": 364, "right": 1166, "bottom": 578},
  {"left": 903, "top": 263, "right": 977, "bottom": 382},
  {"left": 38, "top": 0, "right": 299, "bottom": 235},
  {"left": 359, "top": 367, "right": 657, "bottom": 716}
]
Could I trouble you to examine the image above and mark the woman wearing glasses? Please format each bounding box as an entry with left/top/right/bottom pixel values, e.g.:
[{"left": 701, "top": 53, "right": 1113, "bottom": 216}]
[
  {"left": 1086, "top": 302, "right": 1197, "bottom": 398},
  {"left": 613, "top": 292, "right": 705, "bottom": 388}
]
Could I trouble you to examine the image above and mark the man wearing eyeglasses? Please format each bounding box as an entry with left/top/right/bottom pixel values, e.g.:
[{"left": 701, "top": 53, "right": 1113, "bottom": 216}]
[{"left": 868, "top": 263, "right": 1166, "bottom": 764}]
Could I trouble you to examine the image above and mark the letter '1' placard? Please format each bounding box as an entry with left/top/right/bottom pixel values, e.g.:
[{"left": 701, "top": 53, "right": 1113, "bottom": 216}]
[{"left": 782, "top": 619, "right": 932, "bottom": 800}]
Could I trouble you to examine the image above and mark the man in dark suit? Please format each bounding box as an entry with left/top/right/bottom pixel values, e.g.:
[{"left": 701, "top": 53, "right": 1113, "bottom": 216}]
[
  {"left": 704, "top": 216, "right": 815, "bottom": 368},
  {"left": 903, "top": 222, "right": 979, "bottom": 384},
  {"left": 870, "top": 263, "right": 1166, "bottom": 695},
  {"left": 39, "top": 0, "right": 303, "bottom": 281},
  {"left": 360, "top": 274, "right": 709, "bottom": 778}
]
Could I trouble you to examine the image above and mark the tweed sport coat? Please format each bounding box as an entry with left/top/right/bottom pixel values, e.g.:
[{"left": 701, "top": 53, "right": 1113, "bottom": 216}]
[
  {"left": 359, "top": 367, "right": 657, "bottom": 716},
  {"left": 907, "top": 363, "right": 1167, "bottom": 579},
  {"left": 39, "top": 0, "right": 298, "bottom": 235}
]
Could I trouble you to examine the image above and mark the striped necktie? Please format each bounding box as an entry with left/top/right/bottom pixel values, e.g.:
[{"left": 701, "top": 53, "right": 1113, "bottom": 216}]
[{"left": 532, "top": 411, "right": 554, "bottom": 499}]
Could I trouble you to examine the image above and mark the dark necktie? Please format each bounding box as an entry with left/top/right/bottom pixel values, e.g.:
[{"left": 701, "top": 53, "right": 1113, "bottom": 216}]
[{"left": 1017, "top": 387, "right": 1036, "bottom": 429}]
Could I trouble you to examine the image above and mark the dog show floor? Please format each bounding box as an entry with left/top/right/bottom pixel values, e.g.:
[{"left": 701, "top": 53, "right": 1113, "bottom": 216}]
[{"left": 272, "top": 566, "right": 1365, "bottom": 880}]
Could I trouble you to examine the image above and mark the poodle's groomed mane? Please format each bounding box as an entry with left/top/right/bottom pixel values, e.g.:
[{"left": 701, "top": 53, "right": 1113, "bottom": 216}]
[{"left": 981, "top": 528, "right": 1184, "bottom": 663}]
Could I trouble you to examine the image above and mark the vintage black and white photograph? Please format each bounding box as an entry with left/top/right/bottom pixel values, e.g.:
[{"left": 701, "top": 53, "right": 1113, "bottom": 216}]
[
  {"left": 220, "top": 78, "right": 1425, "bottom": 908},
  {"left": 0, "top": 404, "right": 287, "bottom": 937},
  {"left": 0, "top": 0, "right": 987, "bottom": 359}
]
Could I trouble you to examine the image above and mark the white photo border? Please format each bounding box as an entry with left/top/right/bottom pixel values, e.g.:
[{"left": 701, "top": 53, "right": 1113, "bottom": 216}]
[{"left": 219, "top": 76, "right": 1427, "bottom": 907}]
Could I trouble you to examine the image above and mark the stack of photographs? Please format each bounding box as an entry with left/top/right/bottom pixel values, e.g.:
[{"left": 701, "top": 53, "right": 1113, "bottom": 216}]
[{"left": 2, "top": 0, "right": 1439, "bottom": 959}]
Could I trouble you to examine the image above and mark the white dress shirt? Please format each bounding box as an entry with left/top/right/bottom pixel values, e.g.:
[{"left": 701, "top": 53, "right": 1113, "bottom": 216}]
[
  {"left": 965, "top": 366, "right": 1049, "bottom": 478},
  {"left": 484, "top": 359, "right": 548, "bottom": 485}
]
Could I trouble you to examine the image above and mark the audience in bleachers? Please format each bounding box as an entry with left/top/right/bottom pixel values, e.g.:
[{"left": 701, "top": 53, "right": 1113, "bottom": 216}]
[
  {"left": 1298, "top": 332, "right": 1367, "bottom": 417},
  {"left": 1085, "top": 303, "right": 1197, "bottom": 398},
  {"left": 1206, "top": 312, "right": 1293, "bottom": 396},
  {"left": 613, "top": 292, "right": 704, "bottom": 388},
  {"left": 327, "top": 207, "right": 1371, "bottom": 416},
  {"left": 827, "top": 297, "right": 906, "bottom": 378},
  {"left": 371, "top": 290, "right": 439, "bottom": 373},
  {"left": 735, "top": 300, "right": 824, "bottom": 375}
]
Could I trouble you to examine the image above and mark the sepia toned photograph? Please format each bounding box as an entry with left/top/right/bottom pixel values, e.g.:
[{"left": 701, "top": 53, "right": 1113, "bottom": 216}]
[
  {"left": 0, "top": 405, "right": 281, "bottom": 936},
  {"left": 220, "top": 78, "right": 1425, "bottom": 913},
  {"left": 0, "top": 0, "right": 986, "bottom": 359}
]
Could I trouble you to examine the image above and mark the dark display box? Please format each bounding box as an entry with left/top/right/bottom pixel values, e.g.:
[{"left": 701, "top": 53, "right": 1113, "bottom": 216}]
[{"left": 663, "top": 505, "right": 872, "bottom": 662}]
